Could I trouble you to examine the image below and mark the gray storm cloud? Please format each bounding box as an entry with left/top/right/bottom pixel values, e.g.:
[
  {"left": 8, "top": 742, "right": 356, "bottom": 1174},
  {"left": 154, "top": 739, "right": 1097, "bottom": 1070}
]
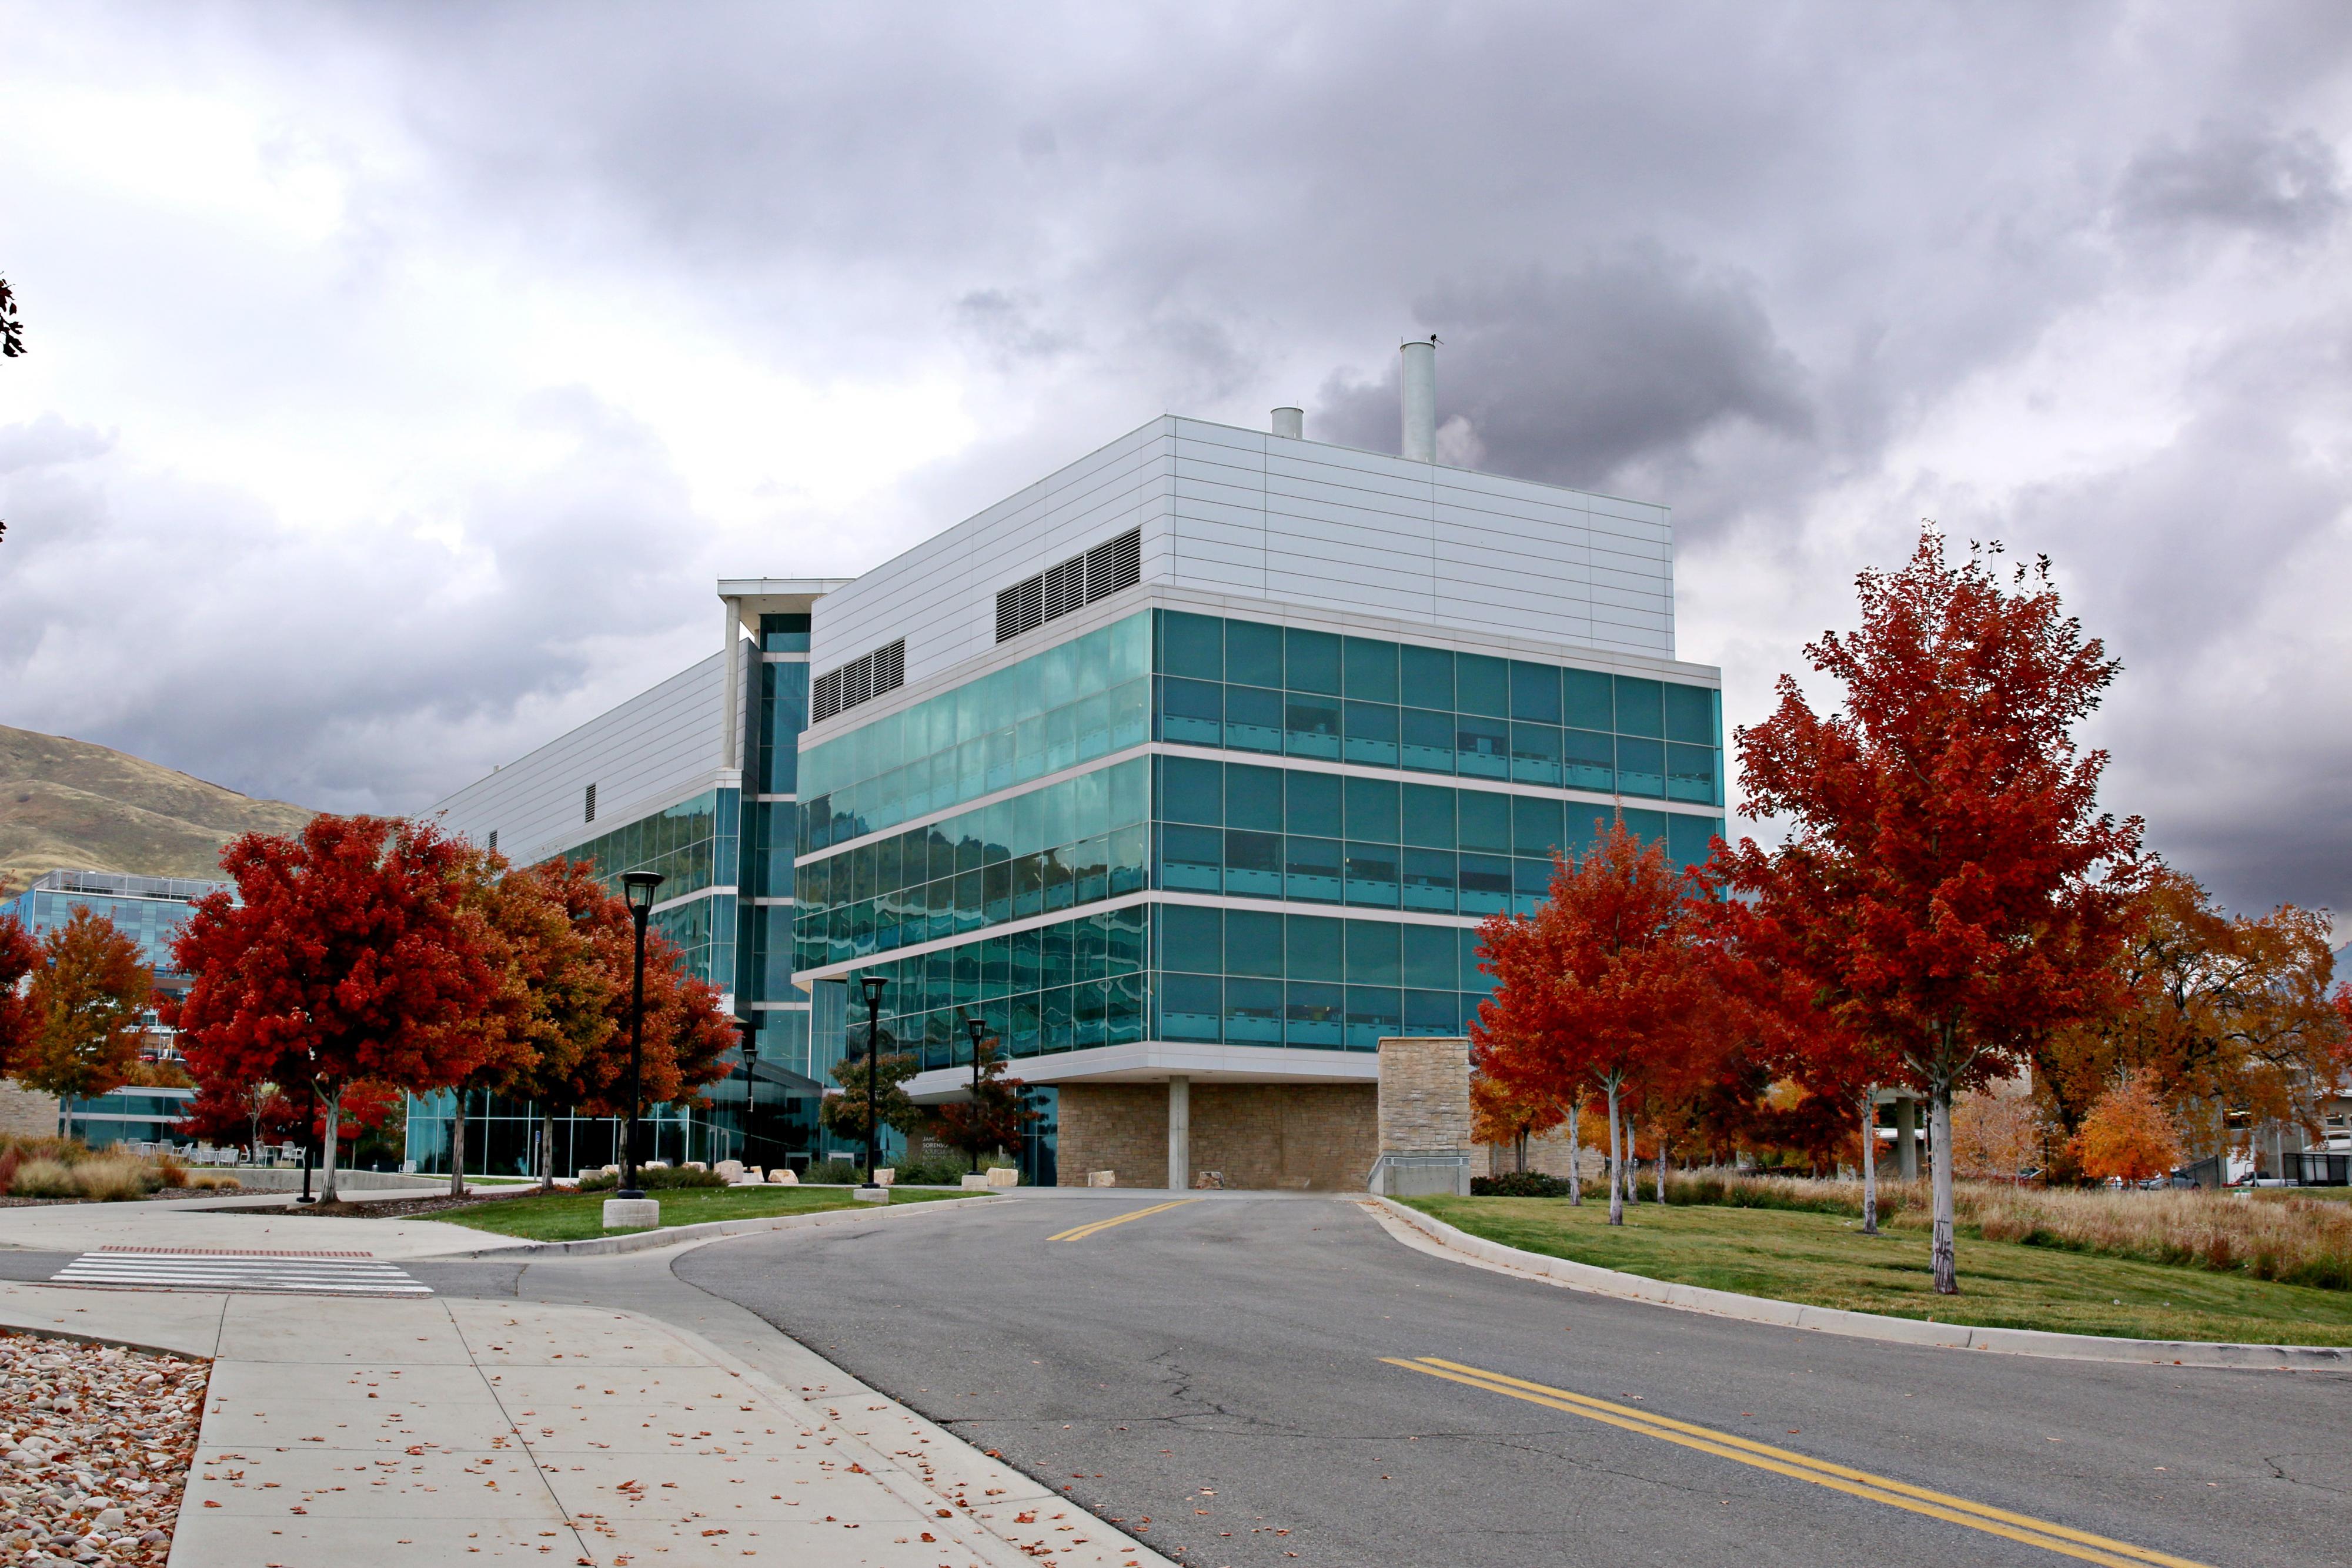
[{"left": 0, "top": 1, "right": 2347, "bottom": 920}]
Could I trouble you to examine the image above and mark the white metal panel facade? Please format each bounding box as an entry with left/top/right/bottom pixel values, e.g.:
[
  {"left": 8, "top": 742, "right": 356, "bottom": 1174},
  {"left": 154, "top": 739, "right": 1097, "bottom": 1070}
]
[
  {"left": 426, "top": 652, "right": 728, "bottom": 865},
  {"left": 807, "top": 415, "right": 1678, "bottom": 707}
]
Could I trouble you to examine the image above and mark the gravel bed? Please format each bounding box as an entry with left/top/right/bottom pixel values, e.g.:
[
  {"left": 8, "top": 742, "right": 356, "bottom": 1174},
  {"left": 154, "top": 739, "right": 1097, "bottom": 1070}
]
[{"left": 0, "top": 1333, "right": 204, "bottom": 1566}]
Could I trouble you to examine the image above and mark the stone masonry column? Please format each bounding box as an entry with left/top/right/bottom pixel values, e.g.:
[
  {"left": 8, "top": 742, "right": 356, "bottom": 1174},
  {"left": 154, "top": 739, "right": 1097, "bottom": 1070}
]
[
  {"left": 1167, "top": 1076, "right": 1191, "bottom": 1192},
  {"left": 1372, "top": 1037, "right": 1472, "bottom": 1196}
]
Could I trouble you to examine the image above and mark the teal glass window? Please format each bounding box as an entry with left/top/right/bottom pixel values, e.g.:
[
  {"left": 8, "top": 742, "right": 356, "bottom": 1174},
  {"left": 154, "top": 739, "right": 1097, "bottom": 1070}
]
[
  {"left": 1285, "top": 836, "right": 1342, "bottom": 902},
  {"left": 1160, "top": 677, "right": 1221, "bottom": 746},
  {"left": 1285, "top": 770, "right": 1342, "bottom": 838},
  {"left": 1406, "top": 989, "right": 1459, "bottom": 1035},
  {"left": 1509, "top": 723, "right": 1562, "bottom": 787},
  {"left": 1286, "top": 628, "right": 1342, "bottom": 694},
  {"left": 1342, "top": 701, "right": 1399, "bottom": 767},
  {"left": 1616, "top": 737, "right": 1666, "bottom": 798},
  {"left": 1401, "top": 924, "right": 1456, "bottom": 989},
  {"left": 1666, "top": 743, "right": 1719, "bottom": 805},
  {"left": 1162, "top": 755, "right": 1221, "bottom": 825},
  {"left": 1224, "top": 684, "right": 1284, "bottom": 753},
  {"left": 1161, "top": 903, "right": 1221, "bottom": 972},
  {"left": 1401, "top": 848, "right": 1456, "bottom": 913},
  {"left": 1226, "top": 977, "right": 1284, "bottom": 1042},
  {"left": 1513, "top": 794, "right": 1565, "bottom": 858},
  {"left": 1285, "top": 915, "right": 1343, "bottom": 981},
  {"left": 1401, "top": 784, "right": 1454, "bottom": 848},
  {"left": 760, "top": 613, "right": 811, "bottom": 652},
  {"left": 1344, "top": 776, "right": 1399, "bottom": 842},
  {"left": 1455, "top": 714, "right": 1509, "bottom": 778},
  {"left": 1284, "top": 694, "right": 1341, "bottom": 759},
  {"left": 1227, "top": 764, "right": 1283, "bottom": 831},
  {"left": 1455, "top": 653, "right": 1508, "bottom": 716},
  {"left": 1344, "top": 843, "right": 1399, "bottom": 907},
  {"left": 1663, "top": 683, "right": 1717, "bottom": 744},
  {"left": 1401, "top": 708, "right": 1455, "bottom": 773},
  {"left": 1158, "top": 824, "right": 1221, "bottom": 892},
  {"left": 1162, "top": 612, "right": 1222, "bottom": 681},
  {"left": 1286, "top": 982, "right": 1343, "bottom": 1047},
  {"left": 1509, "top": 661, "right": 1561, "bottom": 724},
  {"left": 1400, "top": 644, "right": 1452, "bottom": 710},
  {"left": 1161, "top": 974, "right": 1220, "bottom": 1041},
  {"left": 1343, "top": 637, "right": 1398, "bottom": 703},
  {"left": 1669, "top": 814, "right": 1723, "bottom": 870},
  {"left": 1562, "top": 668, "right": 1612, "bottom": 731},
  {"left": 1224, "top": 830, "right": 1282, "bottom": 897},
  {"left": 1563, "top": 728, "right": 1614, "bottom": 792},
  {"left": 1345, "top": 987, "right": 1402, "bottom": 1049},
  {"left": 1623, "top": 807, "right": 1670, "bottom": 844},
  {"left": 1459, "top": 854, "right": 1511, "bottom": 915},
  {"left": 1225, "top": 910, "right": 1284, "bottom": 976},
  {"left": 1614, "top": 676, "right": 1665, "bottom": 738},
  {"left": 1225, "top": 618, "right": 1284, "bottom": 688},
  {"left": 1457, "top": 790, "right": 1511, "bottom": 854},
  {"left": 1345, "top": 920, "right": 1399, "bottom": 985}
]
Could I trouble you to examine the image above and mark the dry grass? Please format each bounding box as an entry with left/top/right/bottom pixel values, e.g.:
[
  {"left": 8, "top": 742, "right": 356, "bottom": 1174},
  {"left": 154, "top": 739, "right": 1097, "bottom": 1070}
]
[
  {"left": 10, "top": 1159, "right": 76, "bottom": 1199},
  {"left": 1666, "top": 1171, "right": 2352, "bottom": 1291},
  {"left": 72, "top": 1154, "right": 162, "bottom": 1201}
]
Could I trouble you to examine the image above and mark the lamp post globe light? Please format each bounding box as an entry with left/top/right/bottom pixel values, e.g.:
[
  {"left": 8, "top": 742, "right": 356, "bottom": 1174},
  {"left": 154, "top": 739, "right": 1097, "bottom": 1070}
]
[
  {"left": 858, "top": 974, "right": 888, "bottom": 1190},
  {"left": 618, "top": 871, "right": 664, "bottom": 1203}
]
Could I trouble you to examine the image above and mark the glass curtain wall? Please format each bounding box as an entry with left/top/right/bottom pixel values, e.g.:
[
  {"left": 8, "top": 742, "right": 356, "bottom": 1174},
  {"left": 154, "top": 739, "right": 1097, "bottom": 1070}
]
[
  {"left": 1152, "top": 611, "right": 1723, "bottom": 805},
  {"left": 406, "top": 1090, "right": 740, "bottom": 1178}
]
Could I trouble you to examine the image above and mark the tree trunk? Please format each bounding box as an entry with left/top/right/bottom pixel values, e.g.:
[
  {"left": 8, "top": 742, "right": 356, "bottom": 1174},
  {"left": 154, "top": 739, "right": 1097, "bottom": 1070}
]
[
  {"left": 448, "top": 1089, "right": 468, "bottom": 1199},
  {"left": 1655, "top": 1134, "right": 1667, "bottom": 1204},
  {"left": 541, "top": 1106, "right": 557, "bottom": 1193},
  {"left": 319, "top": 1084, "right": 344, "bottom": 1203},
  {"left": 1860, "top": 1086, "right": 1880, "bottom": 1235},
  {"left": 1930, "top": 1079, "right": 1958, "bottom": 1294},
  {"left": 1515, "top": 1131, "right": 1528, "bottom": 1174},
  {"left": 1566, "top": 1104, "right": 1582, "bottom": 1206},
  {"left": 1606, "top": 1079, "right": 1624, "bottom": 1226}
]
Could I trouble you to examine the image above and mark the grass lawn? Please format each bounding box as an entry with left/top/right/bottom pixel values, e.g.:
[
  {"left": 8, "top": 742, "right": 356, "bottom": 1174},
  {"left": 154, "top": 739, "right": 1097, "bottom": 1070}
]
[
  {"left": 436, "top": 1183, "right": 973, "bottom": 1242},
  {"left": 1405, "top": 1194, "right": 2352, "bottom": 1347}
]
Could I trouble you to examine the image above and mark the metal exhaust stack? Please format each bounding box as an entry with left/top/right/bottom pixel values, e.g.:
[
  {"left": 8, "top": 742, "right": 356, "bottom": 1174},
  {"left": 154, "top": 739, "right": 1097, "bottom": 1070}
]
[
  {"left": 1399, "top": 336, "right": 1436, "bottom": 462},
  {"left": 1271, "top": 406, "right": 1304, "bottom": 440}
]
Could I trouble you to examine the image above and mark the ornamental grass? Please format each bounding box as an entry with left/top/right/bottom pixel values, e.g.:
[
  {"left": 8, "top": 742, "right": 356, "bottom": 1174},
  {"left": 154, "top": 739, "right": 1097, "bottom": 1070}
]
[{"left": 1666, "top": 1171, "right": 2352, "bottom": 1292}]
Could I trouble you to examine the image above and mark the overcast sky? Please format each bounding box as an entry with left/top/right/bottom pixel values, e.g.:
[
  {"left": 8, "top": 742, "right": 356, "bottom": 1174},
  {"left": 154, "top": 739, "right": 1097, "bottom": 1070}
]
[{"left": 2, "top": 2, "right": 2348, "bottom": 922}]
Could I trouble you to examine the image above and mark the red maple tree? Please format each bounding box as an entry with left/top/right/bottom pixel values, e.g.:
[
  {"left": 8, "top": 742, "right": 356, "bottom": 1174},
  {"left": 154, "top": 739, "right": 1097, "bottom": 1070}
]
[
  {"left": 0, "top": 912, "right": 42, "bottom": 1075},
  {"left": 169, "top": 815, "right": 509, "bottom": 1201},
  {"left": 1472, "top": 820, "right": 1726, "bottom": 1225},
  {"left": 1714, "top": 530, "right": 2144, "bottom": 1292}
]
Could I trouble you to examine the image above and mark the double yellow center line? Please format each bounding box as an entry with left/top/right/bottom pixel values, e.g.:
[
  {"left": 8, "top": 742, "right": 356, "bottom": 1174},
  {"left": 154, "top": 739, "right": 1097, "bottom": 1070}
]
[
  {"left": 1047, "top": 1199, "right": 1197, "bottom": 1242},
  {"left": 1385, "top": 1358, "right": 2210, "bottom": 1568}
]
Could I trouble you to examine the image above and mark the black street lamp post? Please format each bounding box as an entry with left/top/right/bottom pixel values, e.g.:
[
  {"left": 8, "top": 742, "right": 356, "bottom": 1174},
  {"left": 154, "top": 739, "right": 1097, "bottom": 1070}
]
[
  {"left": 965, "top": 1016, "right": 988, "bottom": 1175},
  {"left": 736, "top": 1016, "right": 758, "bottom": 1164},
  {"left": 858, "top": 974, "right": 888, "bottom": 1190},
  {"left": 619, "top": 871, "right": 664, "bottom": 1201}
]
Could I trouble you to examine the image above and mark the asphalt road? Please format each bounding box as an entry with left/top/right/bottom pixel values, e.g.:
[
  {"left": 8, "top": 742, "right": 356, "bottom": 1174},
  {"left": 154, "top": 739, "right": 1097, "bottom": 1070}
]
[{"left": 663, "top": 1189, "right": 2352, "bottom": 1568}]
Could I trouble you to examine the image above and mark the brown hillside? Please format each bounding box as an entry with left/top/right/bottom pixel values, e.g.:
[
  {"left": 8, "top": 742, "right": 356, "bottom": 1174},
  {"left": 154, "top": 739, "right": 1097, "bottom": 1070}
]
[{"left": 0, "top": 724, "right": 316, "bottom": 896}]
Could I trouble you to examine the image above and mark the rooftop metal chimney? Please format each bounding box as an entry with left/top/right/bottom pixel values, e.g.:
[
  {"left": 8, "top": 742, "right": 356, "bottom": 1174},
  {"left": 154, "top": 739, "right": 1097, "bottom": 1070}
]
[
  {"left": 1270, "top": 406, "right": 1303, "bottom": 440},
  {"left": 1399, "top": 336, "right": 1436, "bottom": 462}
]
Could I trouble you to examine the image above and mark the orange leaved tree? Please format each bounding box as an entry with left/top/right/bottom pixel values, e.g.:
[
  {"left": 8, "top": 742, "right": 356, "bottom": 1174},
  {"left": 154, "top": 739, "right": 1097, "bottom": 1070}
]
[
  {"left": 1470, "top": 1070, "right": 1564, "bottom": 1177},
  {"left": 1473, "top": 820, "right": 1725, "bottom": 1226},
  {"left": 2072, "top": 1075, "right": 2183, "bottom": 1183},
  {"left": 21, "top": 906, "right": 153, "bottom": 1101},
  {"left": 1715, "top": 530, "right": 2144, "bottom": 1293}
]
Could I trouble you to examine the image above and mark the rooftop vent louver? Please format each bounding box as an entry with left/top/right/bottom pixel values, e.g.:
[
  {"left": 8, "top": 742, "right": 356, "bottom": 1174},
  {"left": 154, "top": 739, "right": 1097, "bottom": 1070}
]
[
  {"left": 810, "top": 638, "right": 907, "bottom": 725},
  {"left": 995, "top": 527, "right": 1141, "bottom": 645}
]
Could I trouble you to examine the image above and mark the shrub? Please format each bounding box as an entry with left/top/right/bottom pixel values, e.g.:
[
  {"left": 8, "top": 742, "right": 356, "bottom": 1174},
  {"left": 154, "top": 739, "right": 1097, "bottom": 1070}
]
[
  {"left": 804, "top": 1158, "right": 862, "bottom": 1185},
  {"left": 75, "top": 1156, "right": 159, "bottom": 1202},
  {"left": 1471, "top": 1171, "right": 1572, "bottom": 1198},
  {"left": 2, "top": 1135, "right": 89, "bottom": 1168},
  {"left": 154, "top": 1154, "right": 189, "bottom": 1189},
  {"left": 11, "top": 1159, "right": 77, "bottom": 1199},
  {"left": 890, "top": 1153, "right": 973, "bottom": 1186},
  {"left": 184, "top": 1171, "right": 240, "bottom": 1191},
  {"left": 576, "top": 1165, "right": 727, "bottom": 1192}
]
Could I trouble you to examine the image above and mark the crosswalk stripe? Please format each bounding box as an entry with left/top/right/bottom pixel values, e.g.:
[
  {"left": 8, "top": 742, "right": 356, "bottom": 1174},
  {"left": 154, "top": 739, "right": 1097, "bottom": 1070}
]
[{"left": 49, "top": 1250, "right": 432, "bottom": 1296}]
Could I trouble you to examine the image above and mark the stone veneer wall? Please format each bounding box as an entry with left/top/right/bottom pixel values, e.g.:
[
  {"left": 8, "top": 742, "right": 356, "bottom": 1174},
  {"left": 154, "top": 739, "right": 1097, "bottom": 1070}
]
[
  {"left": 0, "top": 1081, "right": 61, "bottom": 1141},
  {"left": 1057, "top": 1082, "right": 1379, "bottom": 1191},
  {"left": 1191, "top": 1085, "right": 1376, "bottom": 1191},
  {"left": 1057, "top": 1084, "right": 1171, "bottom": 1188},
  {"left": 1375, "top": 1037, "right": 1471, "bottom": 1154}
]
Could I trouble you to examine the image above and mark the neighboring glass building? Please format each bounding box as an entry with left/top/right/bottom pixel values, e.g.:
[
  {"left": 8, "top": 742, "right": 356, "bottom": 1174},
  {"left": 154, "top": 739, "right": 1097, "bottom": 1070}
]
[
  {"left": 2, "top": 869, "right": 226, "bottom": 1001},
  {"left": 422, "top": 377, "right": 1729, "bottom": 1189}
]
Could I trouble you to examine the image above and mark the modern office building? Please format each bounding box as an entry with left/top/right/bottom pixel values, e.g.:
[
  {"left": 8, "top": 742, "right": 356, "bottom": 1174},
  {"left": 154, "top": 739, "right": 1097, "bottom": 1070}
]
[
  {"left": 2, "top": 868, "right": 226, "bottom": 1001},
  {"left": 422, "top": 343, "right": 1727, "bottom": 1186}
]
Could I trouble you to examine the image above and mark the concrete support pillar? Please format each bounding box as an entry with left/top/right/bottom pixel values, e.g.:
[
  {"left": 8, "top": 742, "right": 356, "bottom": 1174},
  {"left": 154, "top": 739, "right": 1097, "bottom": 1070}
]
[
  {"left": 1167, "top": 1076, "right": 1190, "bottom": 1193},
  {"left": 1895, "top": 1095, "right": 1918, "bottom": 1181}
]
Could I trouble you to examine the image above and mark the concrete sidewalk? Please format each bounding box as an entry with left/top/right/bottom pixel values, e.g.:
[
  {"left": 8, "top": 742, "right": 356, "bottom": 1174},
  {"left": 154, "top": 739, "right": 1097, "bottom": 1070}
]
[
  {"left": 0, "top": 1193, "right": 534, "bottom": 1259},
  {"left": 0, "top": 1267, "right": 1171, "bottom": 1567}
]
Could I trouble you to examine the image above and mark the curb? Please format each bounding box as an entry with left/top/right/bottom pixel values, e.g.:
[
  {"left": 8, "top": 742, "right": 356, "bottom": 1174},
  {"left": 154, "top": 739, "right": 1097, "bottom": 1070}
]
[
  {"left": 462, "top": 1190, "right": 1008, "bottom": 1258},
  {"left": 1367, "top": 1196, "right": 2352, "bottom": 1370}
]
